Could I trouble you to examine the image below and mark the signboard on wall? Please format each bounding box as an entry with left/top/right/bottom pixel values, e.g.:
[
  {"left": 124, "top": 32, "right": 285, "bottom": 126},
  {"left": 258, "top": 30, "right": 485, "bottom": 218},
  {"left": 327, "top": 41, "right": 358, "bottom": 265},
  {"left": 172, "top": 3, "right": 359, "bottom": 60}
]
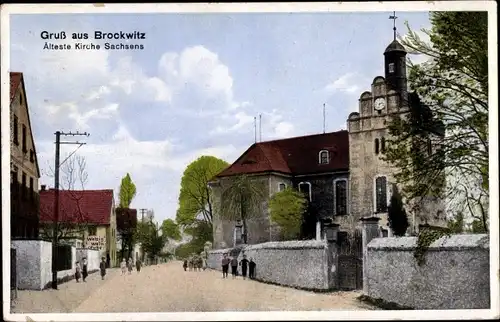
[{"left": 86, "top": 235, "right": 106, "bottom": 250}]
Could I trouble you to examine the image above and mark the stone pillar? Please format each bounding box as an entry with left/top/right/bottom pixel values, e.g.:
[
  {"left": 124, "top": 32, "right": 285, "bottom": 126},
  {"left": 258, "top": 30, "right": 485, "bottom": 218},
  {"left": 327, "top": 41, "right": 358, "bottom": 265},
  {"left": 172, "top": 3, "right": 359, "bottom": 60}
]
[
  {"left": 234, "top": 220, "right": 243, "bottom": 246},
  {"left": 360, "top": 216, "right": 380, "bottom": 294},
  {"left": 316, "top": 221, "right": 322, "bottom": 241},
  {"left": 325, "top": 222, "right": 340, "bottom": 289}
]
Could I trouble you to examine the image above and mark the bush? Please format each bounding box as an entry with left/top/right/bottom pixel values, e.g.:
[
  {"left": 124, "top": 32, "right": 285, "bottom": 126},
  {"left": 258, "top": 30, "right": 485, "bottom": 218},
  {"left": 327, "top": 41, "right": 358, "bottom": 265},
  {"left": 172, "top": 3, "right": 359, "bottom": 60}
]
[{"left": 387, "top": 185, "right": 409, "bottom": 236}]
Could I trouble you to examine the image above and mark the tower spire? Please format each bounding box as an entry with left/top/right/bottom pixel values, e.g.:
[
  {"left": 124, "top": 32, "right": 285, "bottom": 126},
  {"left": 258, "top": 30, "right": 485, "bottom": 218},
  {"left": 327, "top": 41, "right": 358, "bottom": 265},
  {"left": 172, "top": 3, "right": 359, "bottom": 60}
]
[{"left": 389, "top": 11, "right": 398, "bottom": 41}]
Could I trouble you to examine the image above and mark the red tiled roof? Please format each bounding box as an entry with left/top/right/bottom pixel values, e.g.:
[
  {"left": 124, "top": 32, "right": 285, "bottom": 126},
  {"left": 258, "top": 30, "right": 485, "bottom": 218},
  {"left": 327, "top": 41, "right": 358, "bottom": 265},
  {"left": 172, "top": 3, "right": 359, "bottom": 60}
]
[
  {"left": 10, "top": 72, "right": 22, "bottom": 103},
  {"left": 216, "top": 130, "right": 349, "bottom": 177},
  {"left": 39, "top": 189, "right": 114, "bottom": 225}
]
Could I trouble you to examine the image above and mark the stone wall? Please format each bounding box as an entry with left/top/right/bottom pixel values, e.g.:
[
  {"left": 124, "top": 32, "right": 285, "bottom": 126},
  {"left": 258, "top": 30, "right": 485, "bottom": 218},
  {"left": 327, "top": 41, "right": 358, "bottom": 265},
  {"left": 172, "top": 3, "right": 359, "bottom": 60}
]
[
  {"left": 365, "top": 234, "right": 490, "bottom": 309},
  {"left": 12, "top": 240, "right": 79, "bottom": 290},
  {"left": 207, "top": 240, "right": 334, "bottom": 290}
]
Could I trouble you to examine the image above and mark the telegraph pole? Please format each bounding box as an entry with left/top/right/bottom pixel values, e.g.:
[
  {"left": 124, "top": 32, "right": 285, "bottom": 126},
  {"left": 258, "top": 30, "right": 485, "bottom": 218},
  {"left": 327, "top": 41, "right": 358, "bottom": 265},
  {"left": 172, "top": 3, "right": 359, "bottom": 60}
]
[
  {"left": 139, "top": 208, "right": 148, "bottom": 222},
  {"left": 51, "top": 130, "right": 90, "bottom": 290}
]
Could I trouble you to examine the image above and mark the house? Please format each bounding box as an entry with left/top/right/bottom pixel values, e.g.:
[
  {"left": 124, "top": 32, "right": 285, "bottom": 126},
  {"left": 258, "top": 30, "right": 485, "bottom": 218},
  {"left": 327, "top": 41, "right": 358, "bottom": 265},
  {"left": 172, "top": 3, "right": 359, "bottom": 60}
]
[
  {"left": 10, "top": 72, "right": 41, "bottom": 240},
  {"left": 38, "top": 187, "right": 118, "bottom": 267},
  {"left": 209, "top": 38, "right": 447, "bottom": 248}
]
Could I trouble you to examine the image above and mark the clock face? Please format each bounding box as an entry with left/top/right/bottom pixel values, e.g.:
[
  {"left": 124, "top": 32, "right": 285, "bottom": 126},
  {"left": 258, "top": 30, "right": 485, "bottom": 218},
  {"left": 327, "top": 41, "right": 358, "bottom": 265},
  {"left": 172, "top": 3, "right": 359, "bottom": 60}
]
[{"left": 374, "top": 98, "right": 386, "bottom": 111}]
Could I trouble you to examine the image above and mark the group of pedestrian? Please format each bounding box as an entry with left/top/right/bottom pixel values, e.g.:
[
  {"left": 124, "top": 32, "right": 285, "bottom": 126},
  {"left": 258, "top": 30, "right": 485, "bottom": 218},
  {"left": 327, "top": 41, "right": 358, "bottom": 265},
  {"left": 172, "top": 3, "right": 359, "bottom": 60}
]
[
  {"left": 121, "top": 257, "right": 142, "bottom": 275},
  {"left": 221, "top": 253, "right": 256, "bottom": 280},
  {"left": 74, "top": 258, "right": 89, "bottom": 283},
  {"left": 182, "top": 254, "right": 206, "bottom": 271}
]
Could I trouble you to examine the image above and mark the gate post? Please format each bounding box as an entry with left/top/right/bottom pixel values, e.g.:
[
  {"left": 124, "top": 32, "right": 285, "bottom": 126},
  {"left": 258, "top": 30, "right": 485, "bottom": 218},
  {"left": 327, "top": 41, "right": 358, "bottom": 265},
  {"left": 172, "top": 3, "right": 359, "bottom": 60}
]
[
  {"left": 360, "top": 216, "right": 380, "bottom": 294},
  {"left": 324, "top": 222, "right": 340, "bottom": 289}
]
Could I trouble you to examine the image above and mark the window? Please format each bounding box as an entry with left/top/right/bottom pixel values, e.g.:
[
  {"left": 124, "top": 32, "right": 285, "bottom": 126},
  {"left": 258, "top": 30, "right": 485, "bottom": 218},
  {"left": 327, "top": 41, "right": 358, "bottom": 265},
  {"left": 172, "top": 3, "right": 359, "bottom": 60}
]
[
  {"left": 88, "top": 226, "right": 97, "bottom": 236},
  {"left": 319, "top": 150, "right": 329, "bottom": 164},
  {"left": 388, "top": 63, "right": 395, "bottom": 73},
  {"left": 30, "top": 149, "right": 35, "bottom": 163},
  {"left": 22, "top": 124, "right": 27, "bottom": 152},
  {"left": 334, "top": 179, "right": 348, "bottom": 216},
  {"left": 19, "top": 93, "right": 23, "bottom": 106},
  {"left": 13, "top": 116, "right": 19, "bottom": 145},
  {"left": 278, "top": 183, "right": 286, "bottom": 192},
  {"left": 22, "top": 173, "right": 27, "bottom": 199},
  {"left": 375, "top": 138, "right": 380, "bottom": 154},
  {"left": 381, "top": 137, "right": 386, "bottom": 153},
  {"left": 29, "top": 177, "right": 34, "bottom": 198},
  {"left": 375, "top": 176, "right": 388, "bottom": 213},
  {"left": 298, "top": 182, "right": 312, "bottom": 202}
]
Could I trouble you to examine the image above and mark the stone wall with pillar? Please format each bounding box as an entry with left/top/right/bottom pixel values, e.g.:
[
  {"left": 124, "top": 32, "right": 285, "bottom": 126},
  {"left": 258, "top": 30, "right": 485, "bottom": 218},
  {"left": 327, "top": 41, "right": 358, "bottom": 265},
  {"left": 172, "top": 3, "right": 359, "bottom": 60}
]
[{"left": 360, "top": 216, "right": 381, "bottom": 294}]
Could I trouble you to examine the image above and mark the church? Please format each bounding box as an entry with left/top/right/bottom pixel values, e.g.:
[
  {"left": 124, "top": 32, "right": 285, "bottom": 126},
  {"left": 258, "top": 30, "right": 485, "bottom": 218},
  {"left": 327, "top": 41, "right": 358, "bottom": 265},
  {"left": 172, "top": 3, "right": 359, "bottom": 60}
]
[{"left": 209, "top": 33, "right": 447, "bottom": 249}]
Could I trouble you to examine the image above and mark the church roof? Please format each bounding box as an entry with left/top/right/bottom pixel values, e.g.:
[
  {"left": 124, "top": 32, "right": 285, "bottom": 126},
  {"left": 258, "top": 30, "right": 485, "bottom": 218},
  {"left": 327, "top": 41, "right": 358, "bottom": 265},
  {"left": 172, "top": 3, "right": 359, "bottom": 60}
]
[
  {"left": 384, "top": 39, "right": 407, "bottom": 54},
  {"left": 215, "top": 130, "right": 349, "bottom": 178}
]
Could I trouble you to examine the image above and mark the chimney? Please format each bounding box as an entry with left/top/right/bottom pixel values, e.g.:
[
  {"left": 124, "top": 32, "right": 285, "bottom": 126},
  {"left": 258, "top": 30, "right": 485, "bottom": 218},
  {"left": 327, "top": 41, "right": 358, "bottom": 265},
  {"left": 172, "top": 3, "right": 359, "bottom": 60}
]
[{"left": 41, "top": 185, "right": 47, "bottom": 191}]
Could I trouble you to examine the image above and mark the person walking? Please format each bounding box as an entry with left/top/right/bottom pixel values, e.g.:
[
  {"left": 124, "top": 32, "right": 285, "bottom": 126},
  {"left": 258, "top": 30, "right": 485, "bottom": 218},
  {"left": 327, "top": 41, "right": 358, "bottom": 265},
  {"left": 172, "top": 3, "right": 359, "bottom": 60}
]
[
  {"left": 249, "top": 258, "right": 256, "bottom": 280},
  {"left": 120, "top": 258, "right": 127, "bottom": 275},
  {"left": 183, "top": 259, "right": 188, "bottom": 271},
  {"left": 100, "top": 257, "right": 107, "bottom": 280},
  {"left": 221, "top": 253, "right": 230, "bottom": 278},
  {"left": 136, "top": 258, "right": 142, "bottom": 273},
  {"left": 230, "top": 256, "right": 238, "bottom": 279},
  {"left": 82, "top": 258, "right": 88, "bottom": 282},
  {"left": 75, "top": 261, "right": 82, "bottom": 283},
  {"left": 127, "top": 258, "right": 133, "bottom": 275},
  {"left": 239, "top": 255, "right": 249, "bottom": 280}
]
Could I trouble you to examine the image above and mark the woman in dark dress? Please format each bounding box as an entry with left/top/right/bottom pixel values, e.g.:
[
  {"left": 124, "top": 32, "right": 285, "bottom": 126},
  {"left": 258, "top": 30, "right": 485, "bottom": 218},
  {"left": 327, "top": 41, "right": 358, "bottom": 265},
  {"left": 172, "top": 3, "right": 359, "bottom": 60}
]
[
  {"left": 100, "top": 257, "right": 107, "bottom": 280},
  {"left": 82, "top": 258, "right": 88, "bottom": 282},
  {"left": 239, "top": 255, "right": 249, "bottom": 280}
]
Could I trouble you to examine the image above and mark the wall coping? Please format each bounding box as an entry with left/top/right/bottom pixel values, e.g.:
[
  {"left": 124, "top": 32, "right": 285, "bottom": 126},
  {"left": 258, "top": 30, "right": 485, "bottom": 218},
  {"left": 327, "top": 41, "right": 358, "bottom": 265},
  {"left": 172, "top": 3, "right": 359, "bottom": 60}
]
[
  {"left": 367, "top": 234, "right": 489, "bottom": 251},
  {"left": 244, "top": 240, "right": 327, "bottom": 251}
]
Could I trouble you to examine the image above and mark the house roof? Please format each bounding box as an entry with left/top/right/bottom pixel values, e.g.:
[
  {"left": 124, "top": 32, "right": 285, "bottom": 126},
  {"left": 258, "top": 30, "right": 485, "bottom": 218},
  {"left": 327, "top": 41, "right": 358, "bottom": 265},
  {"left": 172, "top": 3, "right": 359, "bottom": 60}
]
[
  {"left": 10, "top": 72, "right": 41, "bottom": 178},
  {"left": 216, "top": 130, "right": 349, "bottom": 178},
  {"left": 39, "top": 189, "right": 114, "bottom": 225}
]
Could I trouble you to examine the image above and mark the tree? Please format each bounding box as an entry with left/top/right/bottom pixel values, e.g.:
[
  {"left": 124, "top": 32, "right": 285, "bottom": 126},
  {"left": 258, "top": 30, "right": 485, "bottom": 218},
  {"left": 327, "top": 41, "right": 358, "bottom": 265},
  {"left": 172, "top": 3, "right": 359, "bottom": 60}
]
[
  {"left": 161, "top": 218, "right": 181, "bottom": 241},
  {"left": 447, "top": 211, "right": 465, "bottom": 234},
  {"left": 383, "top": 12, "right": 488, "bottom": 228},
  {"left": 135, "top": 220, "right": 166, "bottom": 262},
  {"left": 39, "top": 155, "right": 92, "bottom": 242},
  {"left": 269, "top": 187, "right": 307, "bottom": 240},
  {"left": 219, "top": 175, "right": 266, "bottom": 244},
  {"left": 387, "top": 185, "right": 409, "bottom": 236},
  {"left": 176, "top": 156, "right": 229, "bottom": 228},
  {"left": 118, "top": 173, "right": 137, "bottom": 208}
]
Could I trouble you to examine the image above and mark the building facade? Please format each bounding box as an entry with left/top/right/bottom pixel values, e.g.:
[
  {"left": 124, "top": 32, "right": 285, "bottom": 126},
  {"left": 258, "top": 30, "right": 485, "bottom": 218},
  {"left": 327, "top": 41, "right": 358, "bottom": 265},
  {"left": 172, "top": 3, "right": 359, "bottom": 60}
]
[
  {"left": 210, "top": 38, "right": 446, "bottom": 248},
  {"left": 39, "top": 188, "right": 118, "bottom": 267},
  {"left": 10, "top": 72, "right": 41, "bottom": 240}
]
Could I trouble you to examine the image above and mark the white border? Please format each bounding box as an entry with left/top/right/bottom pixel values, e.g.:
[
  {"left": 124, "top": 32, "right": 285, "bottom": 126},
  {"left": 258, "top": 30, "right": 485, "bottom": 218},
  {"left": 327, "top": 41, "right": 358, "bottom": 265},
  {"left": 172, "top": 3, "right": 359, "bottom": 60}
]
[{"left": 1, "top": 1, "right": 498, "bottom": 321}]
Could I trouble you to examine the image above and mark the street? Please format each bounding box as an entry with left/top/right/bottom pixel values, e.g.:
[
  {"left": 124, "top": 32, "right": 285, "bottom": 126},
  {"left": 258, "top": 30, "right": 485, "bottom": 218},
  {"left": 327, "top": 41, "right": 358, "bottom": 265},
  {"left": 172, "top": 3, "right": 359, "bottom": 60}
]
[{"left": 12, "top": 261, "right": 376, "bottom": 313}]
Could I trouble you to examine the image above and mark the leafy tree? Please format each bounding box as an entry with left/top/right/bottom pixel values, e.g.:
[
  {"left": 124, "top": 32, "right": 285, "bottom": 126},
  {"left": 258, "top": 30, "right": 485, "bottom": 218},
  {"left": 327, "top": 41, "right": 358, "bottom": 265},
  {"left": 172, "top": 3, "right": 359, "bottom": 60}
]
[
  {"left": 447, "top": 211, "right": 465, "bottom": 233},
  {"left": 135, "top": 221, "right": 167, "bottom": 261},
  {"left": 219, "top": 175, "right": 266, "bottom": 244},
  {"left": 184, "top": 220, "right": 213, "bottom": 252},
  {"left": 176, "top": 156, "right": 229, "bottom": 228},
  {"left": 161, "top": 218, "right": 181, "bottom": 241},
  {"left": 470, "top": 218, "right": 488, "bottom": 234},
  {"left": 387, "top": 185, "right": 409, "bottom": 236},
  {"left": 269, "top": 187, "right": 307, "bottom": 240},
  {"left": 383, "top": 12, "right": 488, "bottom": 227},
  {"left": 118, "top": 173, "right": 137, "bottom": 208}
]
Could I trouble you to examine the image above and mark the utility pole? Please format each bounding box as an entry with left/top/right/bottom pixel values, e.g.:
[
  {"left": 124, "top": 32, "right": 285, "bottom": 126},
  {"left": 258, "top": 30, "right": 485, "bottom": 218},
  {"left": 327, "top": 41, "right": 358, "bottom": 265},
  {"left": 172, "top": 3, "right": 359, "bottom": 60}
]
[
  {"left": 139, "top": 208, "right": 148, "bottom": 222},
  {"left": 51, "top": 130, "right": 90, "bottom": 290}
]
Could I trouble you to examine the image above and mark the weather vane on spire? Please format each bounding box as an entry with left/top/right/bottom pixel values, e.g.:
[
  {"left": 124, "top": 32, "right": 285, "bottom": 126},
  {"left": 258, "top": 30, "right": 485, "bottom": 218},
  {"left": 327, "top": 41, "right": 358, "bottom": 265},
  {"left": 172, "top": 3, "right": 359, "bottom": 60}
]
[{"left": 389, "top": 11, "right": 398, "bottom": 41}]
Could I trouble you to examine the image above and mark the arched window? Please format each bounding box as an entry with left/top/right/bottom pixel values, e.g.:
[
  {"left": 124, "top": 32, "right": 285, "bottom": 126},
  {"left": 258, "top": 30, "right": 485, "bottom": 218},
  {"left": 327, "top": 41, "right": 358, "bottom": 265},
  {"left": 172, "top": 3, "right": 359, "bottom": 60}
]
[
  {"left": 319, "top": 150, "right": 329, "bottom": 164},
  {"left": 333, "top": 179, "right": 348, "bottom": 216},
  {"left": 381, "top": 137, "right": 386, "bottom": 153},
  {"left": 374, "top": 176, "right": 388, "bottom": 213},
  {"left": 388, "top": 63, "right": 395, "bottom": 73},
  {"left": 375, "top": 138, "right": 380, "bottom": 155},
  {"left": 298, "top": 182, "right": 312, "bottom": 202}
]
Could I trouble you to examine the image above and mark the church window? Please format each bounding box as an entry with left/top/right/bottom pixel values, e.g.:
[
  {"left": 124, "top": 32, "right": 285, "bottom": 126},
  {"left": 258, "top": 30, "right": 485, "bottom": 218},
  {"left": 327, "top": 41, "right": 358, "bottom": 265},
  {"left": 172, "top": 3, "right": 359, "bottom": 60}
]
[
  {"left": 319, "top": 150, "right": 329, "bottom": 164},
  {"left": 298, "top": 182, "right": 312, "bottom": 202},
  {"left": 375, "top": 176, "right": 388, "bottom": 213},
  {"left": 374, "top": 138, "right": 380, "bottom": 155},
  {"left": 381, "top": 137, "right": 386, "bottom": 153},
  {"left": 388, "top": 63, "right": 395, "bottom": 73},
  {"left": 334, "top": 179, "right": 348, "bottom": 216},
  {"left": 278, "top": 183, "right": 286, "bottom": 192}
]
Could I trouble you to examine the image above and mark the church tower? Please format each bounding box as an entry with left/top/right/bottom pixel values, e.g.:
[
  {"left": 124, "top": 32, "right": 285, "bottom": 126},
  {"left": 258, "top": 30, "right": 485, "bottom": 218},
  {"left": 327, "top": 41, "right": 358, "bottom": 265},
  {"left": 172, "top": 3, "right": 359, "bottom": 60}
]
[{"left": 346, "top": 13, "right": 411, "bottom": 235}]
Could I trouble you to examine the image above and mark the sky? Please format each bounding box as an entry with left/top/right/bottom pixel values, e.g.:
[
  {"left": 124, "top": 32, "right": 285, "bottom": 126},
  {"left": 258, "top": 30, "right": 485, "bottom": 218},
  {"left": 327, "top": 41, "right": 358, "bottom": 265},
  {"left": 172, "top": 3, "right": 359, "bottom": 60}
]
[{"left": 9, "top": 11, "right": 432, "bottom": 225}]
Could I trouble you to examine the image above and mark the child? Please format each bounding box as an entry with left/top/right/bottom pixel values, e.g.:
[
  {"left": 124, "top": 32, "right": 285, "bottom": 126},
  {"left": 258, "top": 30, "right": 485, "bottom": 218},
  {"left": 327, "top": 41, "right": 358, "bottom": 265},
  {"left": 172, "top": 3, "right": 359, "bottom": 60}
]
[
  {"left": 183, "top": 259, "right": 188, "bottom": 271},
  {"left": 75, "top": 261, "right": 82, "bottom": 283},
  {"left": 127, "top": 258, "right": 133, "bottom": 274},
  {"left": 99, "top": 257, "right": 106, "bottom": 280},
  {"left": 249, "top": 258, "right": 256, "bottom": 279},
  {"left": 120, "top": 258, "right": 127, "bottom": 275},
  {"left": 136, "top": 258, "right": 142, "bottom": 273},
  {"left": 221, "top": 253, "right": 230, "bottom": 278},
  {"left": 230, "top": 256, "right": 238, "bottom": 279},
  {"left": 82, "top": 258, "right": 88, "bottom": 282}
]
